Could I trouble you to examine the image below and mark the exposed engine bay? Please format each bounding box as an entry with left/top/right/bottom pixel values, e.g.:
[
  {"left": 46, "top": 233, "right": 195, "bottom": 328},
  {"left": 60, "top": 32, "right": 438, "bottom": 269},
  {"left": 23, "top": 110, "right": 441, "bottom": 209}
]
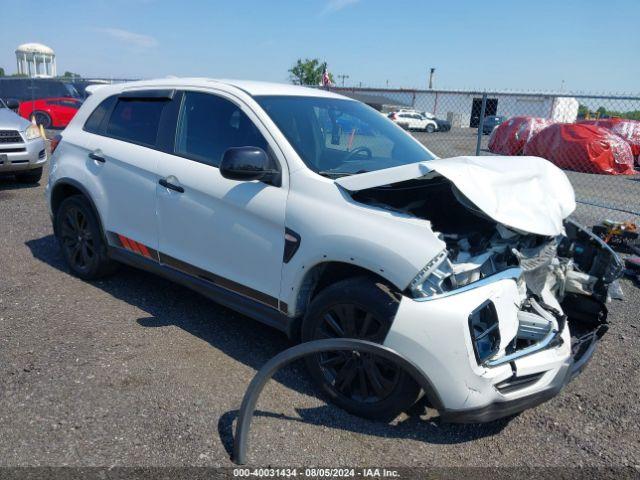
[{"left": 352, "top": 176, "right": 624, "bottom": 358}]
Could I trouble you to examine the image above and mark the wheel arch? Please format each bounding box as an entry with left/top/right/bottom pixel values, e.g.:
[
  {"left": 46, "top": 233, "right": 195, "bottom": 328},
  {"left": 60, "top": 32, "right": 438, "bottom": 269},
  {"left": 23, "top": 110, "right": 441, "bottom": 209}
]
[
  {"left": 288, "top": 261, "right": 402, "bottom": 338},
  {"left": 50, "top": 178, "right": 104, "bottom": 238}
]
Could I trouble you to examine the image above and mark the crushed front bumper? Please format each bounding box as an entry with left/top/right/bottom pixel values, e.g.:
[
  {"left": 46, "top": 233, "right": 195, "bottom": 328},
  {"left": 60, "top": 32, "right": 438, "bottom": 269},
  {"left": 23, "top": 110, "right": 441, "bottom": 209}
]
[
  {"left": 439, "top": 323, "right": 605, "bottom": 423},
  {"left": 383, "top": 269, "right": 609, "bottom": 423}
]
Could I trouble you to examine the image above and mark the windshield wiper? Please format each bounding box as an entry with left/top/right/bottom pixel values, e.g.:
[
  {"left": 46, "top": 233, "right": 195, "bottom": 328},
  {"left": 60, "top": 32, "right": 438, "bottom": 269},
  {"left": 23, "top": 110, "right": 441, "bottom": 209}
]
[{"left": 318, "top": 169, "right": 368, "bottom": 179}]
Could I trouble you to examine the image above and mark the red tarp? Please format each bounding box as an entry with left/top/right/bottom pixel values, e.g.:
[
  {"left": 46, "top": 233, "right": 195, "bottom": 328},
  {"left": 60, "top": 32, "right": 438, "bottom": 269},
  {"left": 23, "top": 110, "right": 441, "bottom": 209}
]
[
  {"left": 488, "top": 116, "right": 554, "bottom": 155},
  {"left": 524, "top": 123, "right": 636, "bottom": 175},
  {"left": 579, "top": 118, "right": 640, "bottom": 157}
]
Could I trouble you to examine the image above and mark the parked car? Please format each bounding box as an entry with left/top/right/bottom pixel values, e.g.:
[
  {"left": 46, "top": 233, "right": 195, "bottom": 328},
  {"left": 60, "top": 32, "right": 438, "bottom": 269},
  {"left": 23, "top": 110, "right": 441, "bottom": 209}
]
[
  {"left": 18, "top": 97, "right": 83, "bottom": 129},
  {"left": 47, "top": 79, "right": 621, "bottom": 423},
  {"left": 524, "top": 123, "right": 636, "bottom": 175},
  {"left": 388, "top": 111, "right": 438, "bottom": 132},
  {"left": 488, "top": 116, "right": 554, "bottom": 155},
  {"left": 0, "top": 78, "right": 81, "bottom": 103},
  {"left": 481, "top": 115, "right": 506, "bottom": 135},
  {"left": 0, "top": 98, "right": 47, "bottom": 183},
  {"left": 434, "top": 117, "right": 451, "bottom": 132}
]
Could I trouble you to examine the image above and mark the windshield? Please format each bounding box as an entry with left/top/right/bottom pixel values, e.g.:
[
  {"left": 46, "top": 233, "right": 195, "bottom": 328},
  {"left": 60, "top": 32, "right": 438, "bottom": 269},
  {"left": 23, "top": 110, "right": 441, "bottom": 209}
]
[{"left": 255, "top": 96, "right": 435, "bottom": 177}]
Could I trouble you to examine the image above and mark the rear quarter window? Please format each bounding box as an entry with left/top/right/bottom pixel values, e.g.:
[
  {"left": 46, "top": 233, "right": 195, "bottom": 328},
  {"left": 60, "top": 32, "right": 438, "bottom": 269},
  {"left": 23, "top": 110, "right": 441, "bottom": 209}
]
[{"left": 83, "top": 95, "right": 117, "bottom": 134}]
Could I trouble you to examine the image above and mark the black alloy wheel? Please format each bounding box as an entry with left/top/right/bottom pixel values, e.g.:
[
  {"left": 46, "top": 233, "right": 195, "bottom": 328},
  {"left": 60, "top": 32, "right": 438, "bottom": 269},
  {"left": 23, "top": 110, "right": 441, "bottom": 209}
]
[
  {"left": 314, "top": 303, "right": 401, "bottom": 404},
  {"left": 59, "top": 204, "right": 96, "bottom": 274}
]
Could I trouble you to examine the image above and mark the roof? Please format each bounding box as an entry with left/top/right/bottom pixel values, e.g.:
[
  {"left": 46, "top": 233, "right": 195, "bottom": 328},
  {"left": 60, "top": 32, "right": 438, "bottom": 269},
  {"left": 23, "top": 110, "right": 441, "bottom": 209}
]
[
  {"left": 15, "top": 43, "right": 55, "bottom": 55},
  {"left": 114, "top": 78, "right": 350, "bottom": 99}
]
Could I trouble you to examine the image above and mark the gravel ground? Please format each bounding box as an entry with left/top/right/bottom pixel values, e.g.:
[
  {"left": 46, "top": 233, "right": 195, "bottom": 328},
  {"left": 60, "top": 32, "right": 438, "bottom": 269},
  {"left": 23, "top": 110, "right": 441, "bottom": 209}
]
[{"left": 1, "top": 164, "right": 639, "bottom": 470}]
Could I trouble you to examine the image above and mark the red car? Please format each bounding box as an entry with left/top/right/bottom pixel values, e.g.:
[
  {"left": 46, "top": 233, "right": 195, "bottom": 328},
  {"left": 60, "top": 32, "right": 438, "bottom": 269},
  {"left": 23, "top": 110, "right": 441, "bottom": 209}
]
[{"left": 18, "top": 97, "right": 82, "bottom": 129}]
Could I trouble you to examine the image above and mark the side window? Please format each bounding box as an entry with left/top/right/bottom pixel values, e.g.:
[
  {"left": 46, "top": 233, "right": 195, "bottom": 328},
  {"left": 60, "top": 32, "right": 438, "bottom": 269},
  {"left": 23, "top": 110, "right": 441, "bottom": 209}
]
[
  {"left": 175, "top": 91, "right": 269, "bottom": 168},
  {"left": 83, "top": 95, "right": 117, "bottom": 134},
  {"left": 105, "top": 98, "right": 166, "bottom": 147}
]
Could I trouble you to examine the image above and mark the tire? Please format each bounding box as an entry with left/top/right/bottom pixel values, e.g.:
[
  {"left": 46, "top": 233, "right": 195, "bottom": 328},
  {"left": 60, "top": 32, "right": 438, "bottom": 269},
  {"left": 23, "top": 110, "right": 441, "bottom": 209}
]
[
  {"left": 33, "top": 111, "right": 52, "bottom": 129},
  {"left": 425, "top": 124, "right": 435, "bottom": 133},
  {"left": 15, "top": 167, "right": 43, "bottom": 184},
  {"left": 55, "top": 195, "right": 117, "bottom": 280},
  {"left": 302, "top": 277, "right": 421, "bottom": 421}
]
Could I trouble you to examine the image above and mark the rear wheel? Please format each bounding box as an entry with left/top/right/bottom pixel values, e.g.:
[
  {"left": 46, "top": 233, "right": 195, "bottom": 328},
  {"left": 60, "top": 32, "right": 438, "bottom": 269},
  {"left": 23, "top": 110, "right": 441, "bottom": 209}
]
[
  {"left": 15, "top": 167, "right": 43, "bottom": 184},
  {"left": 55, "top": 195, "right": 116, "bottom": 280},
  {"left": 33, "top": 111, "right": 52, "bottom": 129},
  {"left": 302, "top": 277, "right": 421, "bottom": 421}
]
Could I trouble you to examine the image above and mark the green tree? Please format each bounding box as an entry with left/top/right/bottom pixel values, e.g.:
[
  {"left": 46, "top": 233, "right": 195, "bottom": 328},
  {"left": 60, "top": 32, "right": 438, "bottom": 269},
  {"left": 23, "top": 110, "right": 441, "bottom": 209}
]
[
  {"left": 288, "top": 58, "right": 334, "bottom": 86},
  {"left": 577, "top": 103, "right": 590, "bottom": 118},
  {"left": 596, "top": 106, "right": 607, "bottom": 117},
  {"left": 62, "top": 71, "right": 80, "bottom": 79},
  {"left": 0, "top": 67, "right": 5, "bottom": 77}
]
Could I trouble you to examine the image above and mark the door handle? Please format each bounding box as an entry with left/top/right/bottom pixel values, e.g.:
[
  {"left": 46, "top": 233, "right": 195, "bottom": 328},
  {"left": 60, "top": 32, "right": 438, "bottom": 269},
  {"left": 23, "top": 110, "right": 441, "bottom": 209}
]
[
  {"left": 88, "top": 152, "right": 105, "bottom": 163},
  {"left": 159, "top": 178, "right": 184, "bottom": 193}
]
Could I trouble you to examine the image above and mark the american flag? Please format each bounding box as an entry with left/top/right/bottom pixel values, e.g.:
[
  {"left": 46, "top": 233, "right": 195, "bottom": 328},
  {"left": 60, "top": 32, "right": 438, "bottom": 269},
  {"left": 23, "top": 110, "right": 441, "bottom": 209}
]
[{"left": 321, "top": 66, "right": 332, "bottom": 87}]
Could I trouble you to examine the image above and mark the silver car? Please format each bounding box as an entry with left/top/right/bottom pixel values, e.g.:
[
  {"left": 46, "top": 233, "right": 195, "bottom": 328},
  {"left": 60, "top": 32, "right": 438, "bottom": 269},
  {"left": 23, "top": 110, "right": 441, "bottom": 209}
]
[{"left": 0, "top": 98, "right": 47, "bottom": 183}]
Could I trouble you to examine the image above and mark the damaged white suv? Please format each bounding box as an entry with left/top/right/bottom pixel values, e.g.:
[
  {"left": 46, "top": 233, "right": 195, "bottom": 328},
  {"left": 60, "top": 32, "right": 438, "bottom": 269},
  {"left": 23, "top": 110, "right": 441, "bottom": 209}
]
[{"left": 47, "top": 79, "right": 622, "bottom": 422}]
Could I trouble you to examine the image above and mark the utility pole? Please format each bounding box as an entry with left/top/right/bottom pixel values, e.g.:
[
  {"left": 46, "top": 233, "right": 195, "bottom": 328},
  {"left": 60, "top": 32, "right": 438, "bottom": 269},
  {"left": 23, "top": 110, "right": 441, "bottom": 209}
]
[
  {"left": 428, "top": 68, "right": 436, "bottom": 89},
  {"left": 336, "top": 74, "right": 349, "bottom": 87}
]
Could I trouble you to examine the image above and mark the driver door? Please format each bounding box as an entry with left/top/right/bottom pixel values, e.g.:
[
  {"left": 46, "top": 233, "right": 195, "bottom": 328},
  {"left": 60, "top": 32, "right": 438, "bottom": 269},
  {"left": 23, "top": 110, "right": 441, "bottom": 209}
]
[{"left": 155, "top": 90, "right": 287, "bottom": 309}]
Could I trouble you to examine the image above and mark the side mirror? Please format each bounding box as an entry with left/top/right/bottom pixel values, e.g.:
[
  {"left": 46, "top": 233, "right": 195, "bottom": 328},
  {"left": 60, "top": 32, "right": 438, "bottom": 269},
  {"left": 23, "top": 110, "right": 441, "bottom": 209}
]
[
  {"left": 6, "top": 99, "right": 20, "bottom": 110},
  {"left": 220, "top": 146, "right": 276, "bottom": 182}
]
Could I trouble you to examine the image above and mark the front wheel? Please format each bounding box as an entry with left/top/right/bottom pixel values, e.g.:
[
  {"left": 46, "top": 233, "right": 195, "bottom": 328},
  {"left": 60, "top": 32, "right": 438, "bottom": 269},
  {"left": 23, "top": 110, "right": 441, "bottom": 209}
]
[
  {"left": 302, "top": 277, "right": 421, "bottom": 421},
  {"left": 425, "top": 124, "right": 435, "bottom": 133}
]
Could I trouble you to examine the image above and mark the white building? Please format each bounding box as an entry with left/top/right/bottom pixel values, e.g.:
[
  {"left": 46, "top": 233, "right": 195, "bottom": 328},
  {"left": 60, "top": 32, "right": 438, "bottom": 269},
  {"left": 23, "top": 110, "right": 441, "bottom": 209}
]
[
  {"left": 15, "top": 43, "right": 57, "bottom": 78},
  {"left": 335, "top": 88, "right": 580, "bottom": 127}
]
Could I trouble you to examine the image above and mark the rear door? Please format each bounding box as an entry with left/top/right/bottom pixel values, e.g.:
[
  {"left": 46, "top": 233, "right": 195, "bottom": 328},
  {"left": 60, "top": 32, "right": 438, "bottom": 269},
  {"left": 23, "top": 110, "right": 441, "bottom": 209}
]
[{"left": 74, "top": 90, "right": 177, "bottom": 253}]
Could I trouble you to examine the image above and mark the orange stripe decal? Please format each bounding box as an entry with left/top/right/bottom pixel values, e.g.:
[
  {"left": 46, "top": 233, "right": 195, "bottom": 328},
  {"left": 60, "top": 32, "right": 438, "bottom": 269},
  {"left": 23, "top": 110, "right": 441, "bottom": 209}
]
[
  {"left": 136, "top": 242, "right": 152, "bottom": 258},
  {"left": 127, "top": 239, "right": 142, "bottom": 254},
  {"left": 117, "top": 233, "right": 154, "bottom": 258},
  {"left": 118, "top": 234, "right": 133, "bottom": 251}
]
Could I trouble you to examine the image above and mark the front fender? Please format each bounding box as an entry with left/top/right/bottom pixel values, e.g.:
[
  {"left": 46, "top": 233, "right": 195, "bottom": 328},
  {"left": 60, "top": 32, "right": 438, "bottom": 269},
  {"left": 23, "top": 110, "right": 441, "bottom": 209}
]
[{"left": 281, "top": 171, "right": 446, "bottom": 313}]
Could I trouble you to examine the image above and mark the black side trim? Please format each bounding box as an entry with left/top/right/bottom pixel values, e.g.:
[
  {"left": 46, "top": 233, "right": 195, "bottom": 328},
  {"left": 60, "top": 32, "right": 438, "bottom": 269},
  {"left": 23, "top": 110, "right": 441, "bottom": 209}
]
[
  {"left": 232, "top": 338, "right": 444, "bottom": 464},
  {"left": 108, "top": 247, "right": 293, "bottom": 334},
  {"left": 158, "top": 252, "right": 280, "bottom": 310},
  {"left": 283, "top": 228, "right": 301, "bottom": 263}
]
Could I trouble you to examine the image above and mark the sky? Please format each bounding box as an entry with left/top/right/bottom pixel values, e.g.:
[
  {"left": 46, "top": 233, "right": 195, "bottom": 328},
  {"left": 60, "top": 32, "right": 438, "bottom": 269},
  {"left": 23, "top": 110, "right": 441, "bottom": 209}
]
[{"left": 2, "top": 0, "right": 639, "bottom": 93}]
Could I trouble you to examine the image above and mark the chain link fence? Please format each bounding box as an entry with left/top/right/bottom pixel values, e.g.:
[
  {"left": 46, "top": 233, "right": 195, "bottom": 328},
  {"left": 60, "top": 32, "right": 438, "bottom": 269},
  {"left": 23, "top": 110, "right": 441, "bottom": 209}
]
[
  {"left": 332, "top": 87, "right": 640, "bottom": 227},
  {"left": 3, "top": 77, "right": 638, "bottom": 227}
]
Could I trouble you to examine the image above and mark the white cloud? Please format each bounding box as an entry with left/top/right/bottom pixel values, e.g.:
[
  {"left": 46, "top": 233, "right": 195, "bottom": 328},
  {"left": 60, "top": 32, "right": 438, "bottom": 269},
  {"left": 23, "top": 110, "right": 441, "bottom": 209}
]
[
  {"left": 98, "top": 28, "right": 158, "bottom": 49},
  {"left": 321, "top": 0, "right": 360, "bottom": 15}
]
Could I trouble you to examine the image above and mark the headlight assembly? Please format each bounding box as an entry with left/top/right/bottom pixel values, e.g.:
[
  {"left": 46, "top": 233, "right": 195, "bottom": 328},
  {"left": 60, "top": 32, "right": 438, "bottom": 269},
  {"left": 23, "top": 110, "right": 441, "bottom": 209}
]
[
  {"left": 409, "top": 249, "right": 454, "bottom": 298},
  {"left": 24, "top": 124, "right": 41, "bottom": 141}
]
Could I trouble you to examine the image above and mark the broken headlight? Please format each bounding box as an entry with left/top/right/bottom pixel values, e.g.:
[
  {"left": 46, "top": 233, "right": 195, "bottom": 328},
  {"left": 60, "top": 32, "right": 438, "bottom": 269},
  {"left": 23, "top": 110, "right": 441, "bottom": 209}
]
[
  {"left": 409, "top": 250, "right": 454, "bottom": 298},
  {"left": 410, "top": 250, "right": 526, "bottom": 299}
]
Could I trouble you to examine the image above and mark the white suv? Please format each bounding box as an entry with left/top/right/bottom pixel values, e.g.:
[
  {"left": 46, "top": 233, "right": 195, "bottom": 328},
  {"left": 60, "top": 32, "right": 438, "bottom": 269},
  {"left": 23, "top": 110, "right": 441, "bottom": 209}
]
[
  {"left": 388, "top": 111, "right": 438, "bottom": 132},
  {"left": 47, "top": 79, "right": 621, "bottom": 422}
]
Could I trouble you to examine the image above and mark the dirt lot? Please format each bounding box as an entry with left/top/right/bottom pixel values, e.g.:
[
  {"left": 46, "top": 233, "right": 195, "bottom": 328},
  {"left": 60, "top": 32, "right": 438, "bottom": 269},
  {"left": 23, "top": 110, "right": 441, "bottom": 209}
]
[{"left": 1, "top": 165, "right": 639, "bottom": 470}]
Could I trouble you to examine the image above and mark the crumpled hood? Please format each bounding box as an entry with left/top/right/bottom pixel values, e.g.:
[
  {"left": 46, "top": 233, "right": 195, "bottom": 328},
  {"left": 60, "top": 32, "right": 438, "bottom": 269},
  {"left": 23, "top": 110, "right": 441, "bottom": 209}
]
[{"left": 335, "top": 156, "right": 576, "bottom": 236}]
